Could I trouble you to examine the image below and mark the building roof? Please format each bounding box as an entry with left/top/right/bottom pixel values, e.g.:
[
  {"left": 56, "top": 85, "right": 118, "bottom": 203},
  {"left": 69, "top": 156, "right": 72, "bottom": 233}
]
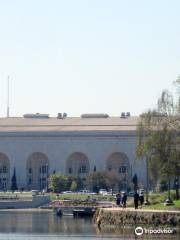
[{"left": 0, "top": 116, "right": 139, "bottom": 132}]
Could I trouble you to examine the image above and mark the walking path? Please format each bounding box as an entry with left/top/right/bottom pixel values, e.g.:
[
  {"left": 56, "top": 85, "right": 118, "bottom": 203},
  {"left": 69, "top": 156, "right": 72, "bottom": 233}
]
[{"left": 104, "top": 207, "right": 180, "bottom": 213}]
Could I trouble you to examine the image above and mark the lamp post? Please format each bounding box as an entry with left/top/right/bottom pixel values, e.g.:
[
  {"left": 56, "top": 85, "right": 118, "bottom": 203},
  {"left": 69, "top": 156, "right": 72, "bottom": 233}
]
[
  {"left": 164, "top": 166, "right": 173, "bottom": 205},
  {"left": 144, "top": 156, "right": 150, "bottom": 205},
  {"left": 46, "top": 164, "right": 48, "bottom": 192}
]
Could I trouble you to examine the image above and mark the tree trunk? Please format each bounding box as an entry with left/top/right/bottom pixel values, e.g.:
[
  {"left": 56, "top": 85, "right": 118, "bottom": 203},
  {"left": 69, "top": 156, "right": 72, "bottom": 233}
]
[
  {"left": 168, "top": 177, "right": 171, "bottom": 199},
  {"left": 146, "top": 157, "right": 149, "bottom": 202},
  {"left": 175, "top": 176, "right": 179, "bottom": 200}
]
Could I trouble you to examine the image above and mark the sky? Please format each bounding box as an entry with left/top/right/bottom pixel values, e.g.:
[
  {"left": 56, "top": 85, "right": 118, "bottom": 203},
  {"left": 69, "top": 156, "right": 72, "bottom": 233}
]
[{"left": 0, "top": 0, "right": 179, "bottom": 117}]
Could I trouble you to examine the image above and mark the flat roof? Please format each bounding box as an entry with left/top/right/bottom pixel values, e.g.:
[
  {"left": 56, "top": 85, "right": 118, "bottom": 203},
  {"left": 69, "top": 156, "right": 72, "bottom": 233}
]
[{"left": 0, "top": 117, "right": 139, "bottom": 132}]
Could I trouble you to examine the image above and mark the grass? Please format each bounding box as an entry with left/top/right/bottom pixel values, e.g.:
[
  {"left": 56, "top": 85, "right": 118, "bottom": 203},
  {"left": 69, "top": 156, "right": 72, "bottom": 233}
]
[
  {"left": 1, "top": 190, "right": 180, "bottom": 211},
  {"left": 143, "top": 200, "right": 180, "bottom": 210},
  {"left": 126, "top": 190, "right": 180, "bottom": 210},
  {"left": 49, "top": 193, "right": 115, "bottom": 201},
  {"left": 0, "top": 191, "right": 32, "bottom": 200},
  {"left": 110, "top": 190, "right": 180, "bottom": 210}
]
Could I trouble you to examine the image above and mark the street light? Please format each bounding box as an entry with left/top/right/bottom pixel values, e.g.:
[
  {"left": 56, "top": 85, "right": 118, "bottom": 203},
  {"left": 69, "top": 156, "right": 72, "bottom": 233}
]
[
  {"left": 144, "top": 156, "right": 150, "bottom": 205},
  {"left": 46, "top": 164, "right": 48, "bottom": 192}
]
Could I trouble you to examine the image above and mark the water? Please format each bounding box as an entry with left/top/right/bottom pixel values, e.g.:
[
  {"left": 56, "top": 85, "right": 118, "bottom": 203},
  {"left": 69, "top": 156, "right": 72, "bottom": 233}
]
[
  {"left": 0, "top": 210, "right": 128, "bottom": 240},
  {"left": 0, "top": 210, "right": 179, "bottom": 240}
]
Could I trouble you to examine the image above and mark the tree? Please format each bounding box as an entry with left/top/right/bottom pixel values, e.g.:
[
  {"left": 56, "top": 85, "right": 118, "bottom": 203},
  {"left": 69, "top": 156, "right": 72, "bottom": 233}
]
[
  {"left": 49, "top": 174, "right": 82, "bottom": 193},
  {"left": 11, "top": 168, "right": 18, "bottom": 191},
  {"left": 136, "top": 87, "right": 180, "bottom": 201},
  {"left": 105, "top": 171, "right": 120, "bottom": 193},
  {"left": 86, "top": 171, "right": 108, "bottom": 192},
  {"left": 49, "top": 174, "right": 68, "bottom": 193},
  {"left": 70, "top": 180, "right": 78, "bottom": 192},
  {"left": 86, "top": 170, "right": 120, "bottom": 193}
]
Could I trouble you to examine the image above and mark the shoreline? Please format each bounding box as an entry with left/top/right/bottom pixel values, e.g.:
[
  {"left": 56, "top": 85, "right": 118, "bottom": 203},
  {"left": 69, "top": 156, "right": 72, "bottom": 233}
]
[
  {"left": 0, "top": 208, "right": 52, "bottom": 212},
  {"left": 94, "top": 208, "right": 180, "bottom": 229}
]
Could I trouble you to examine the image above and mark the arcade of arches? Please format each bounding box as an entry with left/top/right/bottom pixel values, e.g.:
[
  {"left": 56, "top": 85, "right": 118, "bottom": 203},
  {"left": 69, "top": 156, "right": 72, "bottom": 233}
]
[{"left": 0, "top": 151, "right": 130, "bottom": 190}]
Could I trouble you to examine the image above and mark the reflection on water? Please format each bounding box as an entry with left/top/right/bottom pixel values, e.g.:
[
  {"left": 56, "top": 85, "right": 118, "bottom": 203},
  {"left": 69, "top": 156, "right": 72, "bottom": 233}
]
[
  {"left": 0, "top": 211, "right": 179, "bottom": 240},
  {"left": 0, "top": 211, "right": 125, "bottom": 239},
  {"left": 0, "top": 211, "right": 95, "bottom": 234}
]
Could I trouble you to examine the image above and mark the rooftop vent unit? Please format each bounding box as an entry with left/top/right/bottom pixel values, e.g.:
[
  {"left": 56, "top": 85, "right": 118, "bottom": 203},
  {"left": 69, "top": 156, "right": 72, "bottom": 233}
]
[
  {"left": 126, "top": 112, "right": 130, "bottom": 117},
  {"left": 63, "top": 112, "right": 67, "bottom": 118},
  {"left": 57, "top": 113, "right": 63, "bottom": 119},
  {"left": 23, "top": 113, "right": 49, "bottom": 119},
  {"left": 81, "top": 113, "right": 109, "bottom": 118},
  {"left": 120, "top": 112, "right": 126, "bottom": 118},
  {"left": 57, "top": 113, "right": 67, "bottom": 119}
]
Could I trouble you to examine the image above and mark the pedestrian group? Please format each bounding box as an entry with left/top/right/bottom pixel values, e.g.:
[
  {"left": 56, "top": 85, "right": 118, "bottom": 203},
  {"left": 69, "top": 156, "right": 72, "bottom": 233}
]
[{"left": 116, "top": 191, "right": 144, "bottom": 209}]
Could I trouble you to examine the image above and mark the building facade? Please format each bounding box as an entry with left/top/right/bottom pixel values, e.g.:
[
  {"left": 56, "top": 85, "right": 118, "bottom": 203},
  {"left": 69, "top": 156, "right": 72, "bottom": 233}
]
[{"left": 0, "top": 114, "right": 147, "bottom": 191}]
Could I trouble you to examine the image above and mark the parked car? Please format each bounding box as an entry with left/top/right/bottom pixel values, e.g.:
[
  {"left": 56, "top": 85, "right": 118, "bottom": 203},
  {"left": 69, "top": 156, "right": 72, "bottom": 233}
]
[
  {"left": 78, "top": 190, "right": 90, "bottom": 194},
  {"left": 99, "top": 189, "right": 108, "bottom": 195},
  {"left": 31, "top": 190, "right": 39, "bottom": 196},
  {"left": 62, "top": 191, "right": 73, "bottom": 194}
]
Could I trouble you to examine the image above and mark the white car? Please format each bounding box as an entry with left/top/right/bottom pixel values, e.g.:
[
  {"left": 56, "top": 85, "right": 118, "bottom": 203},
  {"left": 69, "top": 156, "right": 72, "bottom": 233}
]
[
  {"left": 99, "top": 189, "right": 108, "bottom": 195},
  {"left": 78, "top": 190, "right": 90, "bottom": 194},
  {"left": 62, "top": 191, "right": 73, "bottom": 194},
  {"left": 31, "top": 190, "right": 39, "bottom": 196}
]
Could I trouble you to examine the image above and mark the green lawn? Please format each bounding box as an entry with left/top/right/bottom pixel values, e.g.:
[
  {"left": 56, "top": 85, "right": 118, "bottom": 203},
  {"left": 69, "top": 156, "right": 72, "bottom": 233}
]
[
  {"left": 49, "top": 193, "right": 115, "bottom": 201},
  {"left": 127, "top": 191, "right": 180, "bottom": 210},
  {"left": 0, "top": 191, "right": 32, "bottom": 200},
  {"left": 143, "top": 200, "right": 180, "bottom": 210},
  {"left": 0, "top": 191, "right": 180, "bottom": 211}
]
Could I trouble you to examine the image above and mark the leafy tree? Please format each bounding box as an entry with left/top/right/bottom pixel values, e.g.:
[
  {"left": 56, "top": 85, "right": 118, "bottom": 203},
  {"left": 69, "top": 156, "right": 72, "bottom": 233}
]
[
  {"left": 49, "top": 174, "right": 82, "bottom": 192},
  {"left": 86, "top": 170, "right": 120, "bottom": 192},
  {"left": 136, "top": 87, "right": 180, "bottom": 201},
  {"left": 70, "top": 180, "right": 78, "bottom": 192},
  {"left": 11, "top": 168, "right": 18, "bottom": 191},
  {"left": 105, "top": 170, "right": 120, "bottom": 193},
  {"left": 86, "top": 171, "right": 108, "bottom": 192},
  {"left": 49, "top": 174, "right": 68, "bottom": 193}
]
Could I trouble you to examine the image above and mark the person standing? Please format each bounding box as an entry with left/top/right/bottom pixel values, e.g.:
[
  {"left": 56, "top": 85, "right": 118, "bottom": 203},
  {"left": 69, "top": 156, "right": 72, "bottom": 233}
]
[
  {"left": 134, "top": 191, "right": 140, "bottom": 209},
  {"left": 116, "top": 192, "right": 121, "bottom": 207},
  {"left": 139, "top": 193, "right": 144, "bottom": 208},
  {"left": 122, "top": 192, "right": 127, "bottom": 208}
]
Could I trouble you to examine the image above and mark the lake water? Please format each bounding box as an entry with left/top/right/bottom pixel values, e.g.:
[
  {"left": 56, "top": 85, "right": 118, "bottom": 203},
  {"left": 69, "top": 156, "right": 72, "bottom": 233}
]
[{"left": 0, "top": 210, "right": 179, "bottom": 240}]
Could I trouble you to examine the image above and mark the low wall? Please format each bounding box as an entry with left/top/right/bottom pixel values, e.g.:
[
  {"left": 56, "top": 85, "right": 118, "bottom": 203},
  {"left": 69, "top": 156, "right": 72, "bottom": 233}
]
[
  {"left": 0, "top": 196, "right": 50, "bottom": 209},
  {"left": 94, "top": 208, "right": 180, "bottom": 229}
]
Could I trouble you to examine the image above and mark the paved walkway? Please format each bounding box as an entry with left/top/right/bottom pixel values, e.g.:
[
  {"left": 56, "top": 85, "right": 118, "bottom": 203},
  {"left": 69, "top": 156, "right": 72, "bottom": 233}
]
[{"left": 104, "top": 207, "right": 180, "bottom": 213}]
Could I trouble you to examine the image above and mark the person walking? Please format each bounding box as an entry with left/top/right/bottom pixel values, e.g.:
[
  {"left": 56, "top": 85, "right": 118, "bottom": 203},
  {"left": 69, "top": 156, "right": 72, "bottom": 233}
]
[
  {"left": 134, "top": 191, "right": 140, "bottom": 209},
  {"left": 139, "top": 193, "right": 144, "bottom": 208},
  {"left": 116, "top": 192, "right": 121, "bottom": 207},
  {"left": 121, "top": 192, "right": 127, "bottom": 208}
]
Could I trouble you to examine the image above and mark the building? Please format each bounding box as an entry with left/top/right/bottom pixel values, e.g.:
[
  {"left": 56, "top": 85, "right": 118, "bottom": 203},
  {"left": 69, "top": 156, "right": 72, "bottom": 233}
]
[{"left": 0, "top": 113, "right": 146, "bottom": 191}]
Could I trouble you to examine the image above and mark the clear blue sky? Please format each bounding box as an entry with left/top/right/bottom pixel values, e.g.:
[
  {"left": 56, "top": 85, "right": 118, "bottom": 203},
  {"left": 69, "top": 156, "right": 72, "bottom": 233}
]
[{"left": 0, "top": 0, "right": 179, "bottom": 117}]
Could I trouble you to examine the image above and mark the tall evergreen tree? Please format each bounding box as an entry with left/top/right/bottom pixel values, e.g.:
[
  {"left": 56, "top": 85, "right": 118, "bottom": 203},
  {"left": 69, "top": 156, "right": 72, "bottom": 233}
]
[{"left": 11, "top": 168, "right": 18, "bottom": 191}]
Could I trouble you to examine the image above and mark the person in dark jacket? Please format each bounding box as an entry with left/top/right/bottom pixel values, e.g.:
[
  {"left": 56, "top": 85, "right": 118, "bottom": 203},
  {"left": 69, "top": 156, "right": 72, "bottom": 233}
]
[
  {"left": 121, "top": 192, "right": 127, "bottom": 208},
  {"left": 139, "top": 193, "right": 144, "bottom": 208},
  {"left": 116, "top": 192, "right": 121, "bottom": 207},
  {"left": 134, "top": 191, "right": 140, "bottom": 209}
]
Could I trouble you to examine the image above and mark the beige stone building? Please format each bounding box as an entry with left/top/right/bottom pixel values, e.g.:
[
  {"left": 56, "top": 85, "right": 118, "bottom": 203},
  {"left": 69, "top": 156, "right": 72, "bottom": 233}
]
[{"left": 0, "top": 113, "right": 146, "bottom": 191}]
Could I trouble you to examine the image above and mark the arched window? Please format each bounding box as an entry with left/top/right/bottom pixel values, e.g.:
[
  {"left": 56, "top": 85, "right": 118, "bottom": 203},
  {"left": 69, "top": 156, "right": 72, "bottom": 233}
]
[
  {"left": 0, "top": 153, "right": 10, "bottom": 190},
  {"left": 106, "top": 152, "right": 130, "bottom": 191},
  {"left": 66, "top": 152, "right": 90, "bottom": 176},
  {"left": 27, "top": 152, "right": 49, "bottom": 190}
]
